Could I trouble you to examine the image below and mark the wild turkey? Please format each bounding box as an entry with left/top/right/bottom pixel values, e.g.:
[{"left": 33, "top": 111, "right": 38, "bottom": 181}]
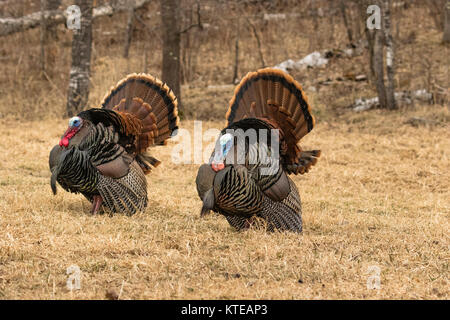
[
  {"left": 195, "top": 68, "right": 320, "bottom": 232},
  {"left": 49, "top": 73, "right": 179, "bottom": 215}
]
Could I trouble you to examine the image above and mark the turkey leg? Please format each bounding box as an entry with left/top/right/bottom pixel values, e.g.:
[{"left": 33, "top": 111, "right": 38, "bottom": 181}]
[{"left": 91, "top": 195, "right": 103, "bottom": 214}]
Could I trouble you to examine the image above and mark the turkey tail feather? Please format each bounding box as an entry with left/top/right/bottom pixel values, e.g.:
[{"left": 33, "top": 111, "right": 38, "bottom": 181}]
[
  {"left": 227, "top": 68, "right": 314, "bottom": 139},
  {"left": 101, "top": 73, "right": 179, "bottom": 152},
  {"left": 226, "top": 68, "right": 320, "bottom": 174}
]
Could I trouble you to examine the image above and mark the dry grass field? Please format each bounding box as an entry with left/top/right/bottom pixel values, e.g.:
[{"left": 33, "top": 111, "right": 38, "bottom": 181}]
[
  {"left": 0, "top": 0, "right": 448, "bottom": 300},
  {"left": 0, "top": 102, "right": 448, "bottom": 299}
]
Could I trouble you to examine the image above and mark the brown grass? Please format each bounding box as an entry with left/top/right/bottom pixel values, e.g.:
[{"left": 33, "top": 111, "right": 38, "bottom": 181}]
[{"left": 0, "top": 102, "right": 448, "bottom": 299}]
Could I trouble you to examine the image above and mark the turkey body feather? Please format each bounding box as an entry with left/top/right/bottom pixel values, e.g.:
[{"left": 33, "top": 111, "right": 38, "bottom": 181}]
[{"left": 49, "top": 73, "right": 179, "bottom": 215}]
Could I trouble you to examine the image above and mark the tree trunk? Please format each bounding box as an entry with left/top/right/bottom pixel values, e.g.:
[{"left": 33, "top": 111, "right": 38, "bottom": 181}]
[
  {"left": 328, "top": 9, "right": 335, "bottom": 45},
  {"left": 123, "top": 2, "right": 135, "bottom": 58},
  {"left": 340, "top": 0, "right": 353, "bottom": 45},
  {"left": 360, "top": 0, "right": 375, "bottom": 81},
  {"left": 353, "top": 2, "right": 361, "bottom": 42},
  {"left": 160, "top": 0, "right": 181, "bottom": 110},
  {"left": 40, "top": 0, "right": 46, "bottom": 74},
  {"left": 383, "top": 0, "right": 396, "bottom": 109},
  {"left": 66, "top": 0, "right": 93, "bottom": 117},
  {"left": 247, "top": 18, "right": 266, "bottom": 68},
  {"left": 444, "top": 1, "right": 450, "bottom": 43},
  {"left": 373, "top": 29, "right": 387, "bottom": 109},
  {"left": 232, "top": 18, "right": 240, "bottom": 84},
  {"left": 362, "top": 0, "right": 396, "bottom": 110},
  {"left": 39, "top": 0, "right": 61, "bottom": 75},
  {"left": 143, "top": 39, "right": 149, "bottom": 73},
  {"left": 44, "top": 0, "right": 61, "bottom": 39},
  {"left": 428, "top": 0, "right": 446, "bottom": 31},
  {"left": 309, "top": 0, "right": 319, "bottom": 51},
  {"left": 181, "top": 6, "right": 192, "bottom": 84}
]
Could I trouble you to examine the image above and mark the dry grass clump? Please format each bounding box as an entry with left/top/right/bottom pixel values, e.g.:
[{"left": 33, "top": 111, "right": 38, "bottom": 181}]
[{"left": 0, "top": 102, "right": 448, "bottom": 299}]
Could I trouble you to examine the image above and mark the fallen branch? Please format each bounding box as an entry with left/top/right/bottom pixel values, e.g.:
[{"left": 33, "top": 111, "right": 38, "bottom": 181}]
[
  {"left": 0, "top": 0, "right": 151, "bottom": 37},
  {"left": 318, "top": 74, "right": 367, "bottom": 85},
  {"left": 352, "top": 89, "right": 434, "bottom": 112},
  {"left": 404, "top": 117, "right": 446, "bottom": 127},
  {"left": 273, "top": 47, "right": 360, "bottom": 73}
]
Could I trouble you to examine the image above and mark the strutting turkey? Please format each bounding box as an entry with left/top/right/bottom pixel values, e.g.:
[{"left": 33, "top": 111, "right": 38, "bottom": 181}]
[
  {"left": 49, "top": 73, "right": 179, "bottom": 215},
  {"left": 195, "top": 68, "right": 320, "bottom": 232}
]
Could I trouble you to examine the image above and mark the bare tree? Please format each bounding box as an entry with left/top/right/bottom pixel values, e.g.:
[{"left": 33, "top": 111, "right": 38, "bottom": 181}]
[
  {"left": 373, "top": 28, "right": 387, "bottom": 109},
  {"left": 340, "top": 0, "right": 353, "bottom": 45},
  {"left": 232, "top": 17, "right": 240, "bottom": 84},
  {"left": 428, "top": 0, "right": 447, "bottom": 31},
  {"left": 123, "top": 1, "right": 135, "bottom": 58},
  {"left": 359, "top": 0, "right": 375, "bottom": 80},
  {"left": 161, "top": 0, "right": 181, "bottom": 110},
  {"left": 181, "top": 6, "right": 192, "bottom": 84},
  {"left": 66, "top": 0, "right": 93, "bottom": 117},
  {"left": 180, "top": 1, "right": 203, "bottom": 84},
  {"left": 352, "top": 0, "right": 362, "bottom": 42},
  {"left": 383, "top": 0, "right": 396, "bottom": 109},
  {"left": 361, "top": 0, "right": 397, "bottom": 109},
  {"left": 39, "top": 0, "right": 61, "bottom": 74},
  {"left": 444, "top": 1, "right": 450, "bottom": 43},
  {"left": 247, "top": 18, "right": 266, "bottom": 68},
  {"left": 308, "top": 0, "right": 320, "bottom": 52},
  {"left": 39, "top": 0, "right": 46, "bottom": 74}
]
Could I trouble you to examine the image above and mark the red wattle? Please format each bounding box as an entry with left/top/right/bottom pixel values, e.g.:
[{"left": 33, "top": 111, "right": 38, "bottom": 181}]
[
  {"left": 61, "top": 137, "right": 69, "bottom": 147},
  {"left": 211, "top": 162, "right": 225, "bottom": 172}
]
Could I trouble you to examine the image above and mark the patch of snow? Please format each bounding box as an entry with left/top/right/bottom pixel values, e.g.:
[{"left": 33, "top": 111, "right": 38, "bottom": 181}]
[
  {"left": 274, "top": 51, "right": 329, "bottom": 73},
  {"left": 344, "top": 48, "right": 354, "bottom": 57},
  {"left": 353, "top": 97, "right": 379, "bottom": 112},
  {"left": 299, "top": 51, "right": 328, "bottom": 68},
  {"left": 263, "top": 13, "right": 286, "bottom": 21},
  {"left": 412, "top": 89, "right": 433, "bottom": 101},
  {"left": 273, "top": 59, "right": 297, "bottom": 72}
]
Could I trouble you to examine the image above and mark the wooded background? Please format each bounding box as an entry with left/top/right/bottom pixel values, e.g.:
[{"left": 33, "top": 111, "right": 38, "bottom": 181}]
[{"left": 0, "top": 0, "right": 448, "bottom": 119}]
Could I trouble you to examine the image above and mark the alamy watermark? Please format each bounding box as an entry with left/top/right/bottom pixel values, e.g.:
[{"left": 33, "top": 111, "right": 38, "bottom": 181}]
[
  {"left": 66, "top": 264, "right": 81, "bottom": 291},
  {"left": 366, "top": 265, "right": 381, "bottom": 290},
  {"left": 66, "top": 5, "right": 81, "bottom": 30},
  {"left": 170, "top": 121, "right": 280, "bottom": 176},
  {"left": 367, "top": 4, "right": 381, "bottom": 30}
]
